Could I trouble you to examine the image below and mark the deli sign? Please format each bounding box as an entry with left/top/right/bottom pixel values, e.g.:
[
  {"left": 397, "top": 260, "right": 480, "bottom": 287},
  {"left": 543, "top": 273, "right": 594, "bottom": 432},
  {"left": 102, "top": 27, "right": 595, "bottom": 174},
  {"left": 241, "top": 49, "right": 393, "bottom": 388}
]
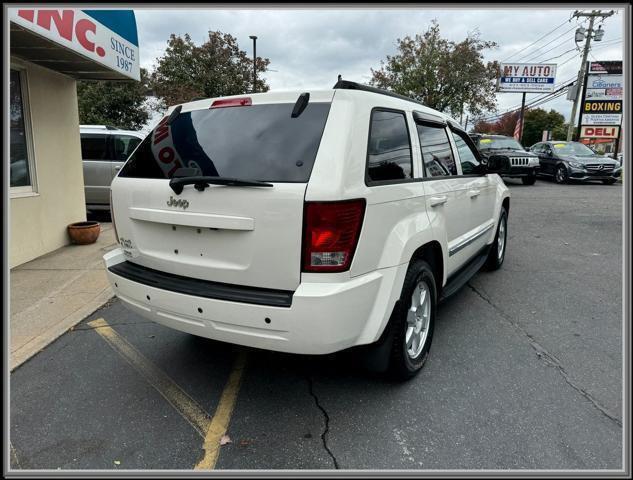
[
  {"left": 9, "top": 9, "right": 140, "bottom": 81},
  {"left": 498, "top": 63, "right": 557, "bottom": 93},
  {"left": 580, "top": 126, "right": 619, "bottom": 139}
]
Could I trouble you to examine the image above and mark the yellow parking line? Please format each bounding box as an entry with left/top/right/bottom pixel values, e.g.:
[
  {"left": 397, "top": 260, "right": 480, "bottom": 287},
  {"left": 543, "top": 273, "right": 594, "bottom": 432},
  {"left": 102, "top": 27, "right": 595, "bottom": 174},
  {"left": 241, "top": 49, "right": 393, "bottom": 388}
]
[
  {"left": 195, "top": 351, "right": 248, "bottom": 470},
  {"left": 88, "top": 318, "right": 211, "bottom": 437}
]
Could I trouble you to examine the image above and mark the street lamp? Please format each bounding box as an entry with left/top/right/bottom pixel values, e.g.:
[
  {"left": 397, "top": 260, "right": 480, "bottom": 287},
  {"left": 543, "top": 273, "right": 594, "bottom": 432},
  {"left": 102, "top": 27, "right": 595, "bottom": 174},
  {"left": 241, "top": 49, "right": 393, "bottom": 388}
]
[{"left": 249, "top": 35, "right": 257, "bottom": 93}]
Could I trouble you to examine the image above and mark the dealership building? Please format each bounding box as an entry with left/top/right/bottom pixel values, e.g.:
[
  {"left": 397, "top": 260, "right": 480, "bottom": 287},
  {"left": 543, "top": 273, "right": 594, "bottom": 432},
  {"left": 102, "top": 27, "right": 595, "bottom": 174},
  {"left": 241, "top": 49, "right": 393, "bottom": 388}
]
[{"left": 9, "top": 9, "right": 140, "bottom": 267}]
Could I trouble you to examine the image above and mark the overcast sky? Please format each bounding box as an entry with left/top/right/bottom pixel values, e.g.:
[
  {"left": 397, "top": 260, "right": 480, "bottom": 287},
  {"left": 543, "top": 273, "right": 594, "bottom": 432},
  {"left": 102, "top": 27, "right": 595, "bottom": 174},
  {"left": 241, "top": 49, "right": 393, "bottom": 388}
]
[{"left": 134, "top": 7, "right": 625, "bottom": 126}]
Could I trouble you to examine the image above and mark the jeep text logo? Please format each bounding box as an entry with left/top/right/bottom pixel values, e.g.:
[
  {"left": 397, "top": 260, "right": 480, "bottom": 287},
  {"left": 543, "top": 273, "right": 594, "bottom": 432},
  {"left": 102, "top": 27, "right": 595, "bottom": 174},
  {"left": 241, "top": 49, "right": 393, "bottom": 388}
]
[{"left": 167, "top": 196, "right": 189, "bottom": 210}]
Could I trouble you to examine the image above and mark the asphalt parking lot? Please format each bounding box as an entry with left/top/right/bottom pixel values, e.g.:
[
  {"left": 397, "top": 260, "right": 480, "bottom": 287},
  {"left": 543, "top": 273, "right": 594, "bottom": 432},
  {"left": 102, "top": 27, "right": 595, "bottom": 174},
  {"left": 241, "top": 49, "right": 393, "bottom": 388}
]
[{"left": 10, "top": 178, "right": 623, "bottom": 470}]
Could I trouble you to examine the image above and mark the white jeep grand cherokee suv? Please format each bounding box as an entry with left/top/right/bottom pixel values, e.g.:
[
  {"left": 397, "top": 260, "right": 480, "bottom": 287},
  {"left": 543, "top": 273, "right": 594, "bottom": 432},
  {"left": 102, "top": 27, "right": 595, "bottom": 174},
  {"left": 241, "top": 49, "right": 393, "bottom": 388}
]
[{"left": 105, "top": 80, "right": 511, "bottom": 379}]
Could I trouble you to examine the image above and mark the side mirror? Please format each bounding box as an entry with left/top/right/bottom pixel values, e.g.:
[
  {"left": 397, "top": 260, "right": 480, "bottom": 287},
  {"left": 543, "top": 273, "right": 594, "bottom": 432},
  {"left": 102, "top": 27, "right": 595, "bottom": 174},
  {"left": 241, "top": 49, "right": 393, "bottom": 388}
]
[
  {"left": 545, "top": 148, "right": 553, "bottom": 156},
  {"left": 486, "top": 155, "right": 511, "bottom": 174}
]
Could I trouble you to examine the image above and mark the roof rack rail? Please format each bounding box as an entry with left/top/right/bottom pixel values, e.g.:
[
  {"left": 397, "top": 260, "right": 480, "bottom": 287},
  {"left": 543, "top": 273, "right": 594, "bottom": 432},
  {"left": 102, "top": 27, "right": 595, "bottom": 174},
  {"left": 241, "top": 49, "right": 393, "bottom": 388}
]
[
  {"left": 333, "top": 80, "right": 465, "bottom": 131},
  {"left": 333, "top": 79, "right": 427, "bottom": 107},
  {"left": 80, "top": 124, "right": 118, "bottom": 130}
]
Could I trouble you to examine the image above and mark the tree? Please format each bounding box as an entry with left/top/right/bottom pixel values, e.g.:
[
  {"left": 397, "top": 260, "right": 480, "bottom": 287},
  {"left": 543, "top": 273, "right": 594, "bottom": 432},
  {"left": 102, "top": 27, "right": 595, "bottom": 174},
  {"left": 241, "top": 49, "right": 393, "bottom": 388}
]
[
  {"left": 472, "top": 111, "right": 519, "bottom": 136},
  {"left": 370, "top": 20, "right": 499, "bottom": 119},
  {"left": 521, "top": 108, "right": 565, "bottom": 147},
  {"left": 150, "top": 31, "right": 270, "bottom": 108},
  {"left": 77, "top": 68, "right": 151, "bottom": 130}
]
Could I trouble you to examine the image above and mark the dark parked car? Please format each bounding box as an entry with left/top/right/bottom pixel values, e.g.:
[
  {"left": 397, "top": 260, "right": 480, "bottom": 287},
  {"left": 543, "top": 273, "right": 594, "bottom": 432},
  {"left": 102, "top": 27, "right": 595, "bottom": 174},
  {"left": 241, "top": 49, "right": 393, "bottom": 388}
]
[
  {"left": 528, "top": 141, "right": 621, "bottom": 185},
  {"left": 469, "top": 134, "right": 540, "bottom": 185}
]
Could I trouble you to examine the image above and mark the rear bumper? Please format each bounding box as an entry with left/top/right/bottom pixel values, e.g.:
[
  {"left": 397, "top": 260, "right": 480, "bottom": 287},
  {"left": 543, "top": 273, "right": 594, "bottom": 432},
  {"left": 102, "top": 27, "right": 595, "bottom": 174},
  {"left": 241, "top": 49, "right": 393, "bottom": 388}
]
[{"left": 104, "top": 249, "right": 405, "bottom": 355}]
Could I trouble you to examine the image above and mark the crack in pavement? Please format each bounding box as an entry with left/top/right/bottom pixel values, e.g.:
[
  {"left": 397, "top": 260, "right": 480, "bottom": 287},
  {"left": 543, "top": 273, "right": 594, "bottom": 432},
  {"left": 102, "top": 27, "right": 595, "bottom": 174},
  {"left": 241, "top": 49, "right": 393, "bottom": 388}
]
[
  {"left": 467, "top": 282, "right": 622, "bottom": 428},
  {"left": 307, "top": 376, "right": 339, "bottom": 469}
]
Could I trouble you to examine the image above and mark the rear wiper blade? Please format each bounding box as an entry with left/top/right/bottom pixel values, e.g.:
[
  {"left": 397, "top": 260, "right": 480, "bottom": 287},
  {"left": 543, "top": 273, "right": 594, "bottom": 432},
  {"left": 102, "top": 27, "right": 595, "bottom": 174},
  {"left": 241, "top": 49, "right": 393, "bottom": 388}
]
[{"left": 169, "top": 176, "right": 273, "bottom": 195}]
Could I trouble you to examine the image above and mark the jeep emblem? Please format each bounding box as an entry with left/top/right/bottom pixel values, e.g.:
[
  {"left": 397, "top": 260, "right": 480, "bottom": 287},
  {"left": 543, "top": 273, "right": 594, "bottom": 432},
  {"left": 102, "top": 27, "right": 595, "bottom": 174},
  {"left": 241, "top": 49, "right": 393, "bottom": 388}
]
[{"left": 167, "top": 196, "right": 189, "bottom": 210}]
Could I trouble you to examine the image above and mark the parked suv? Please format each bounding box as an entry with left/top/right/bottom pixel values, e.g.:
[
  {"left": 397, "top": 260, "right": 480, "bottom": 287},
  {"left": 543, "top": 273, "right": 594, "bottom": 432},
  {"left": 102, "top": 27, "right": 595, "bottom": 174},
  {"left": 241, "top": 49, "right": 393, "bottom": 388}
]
[
  {"left": 80, "top": 125, "right": 144, "bottom": 210},
  {"left": 104, "top": 81, "right": 511, "bottom": 379},
  {"left": 529, "top": 140, "right": 621, "bottom": 185},
  {"left": 470, "top": 134, "right": 539, "bottom": 185}
]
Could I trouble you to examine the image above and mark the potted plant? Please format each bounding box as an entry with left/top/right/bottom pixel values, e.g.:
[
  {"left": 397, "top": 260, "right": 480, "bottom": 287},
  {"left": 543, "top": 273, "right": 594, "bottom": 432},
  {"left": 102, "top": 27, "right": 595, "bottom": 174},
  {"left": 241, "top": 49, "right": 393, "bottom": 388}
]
[{"left": 67, "top": 221, "right": 101, "bottom": 245}]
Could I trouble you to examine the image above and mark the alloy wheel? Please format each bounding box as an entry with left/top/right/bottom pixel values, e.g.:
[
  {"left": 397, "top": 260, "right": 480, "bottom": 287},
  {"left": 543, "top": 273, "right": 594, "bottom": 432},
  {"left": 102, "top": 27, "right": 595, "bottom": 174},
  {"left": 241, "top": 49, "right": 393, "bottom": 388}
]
[{"left": 405, "top": 281, "right": 431, "bottom": 359}]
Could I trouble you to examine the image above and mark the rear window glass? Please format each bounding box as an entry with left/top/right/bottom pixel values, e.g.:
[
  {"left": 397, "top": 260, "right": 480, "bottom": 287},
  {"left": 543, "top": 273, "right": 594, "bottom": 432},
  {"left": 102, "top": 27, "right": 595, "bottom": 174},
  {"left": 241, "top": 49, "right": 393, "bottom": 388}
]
[{"left": 119, "top": 102, "right": 331, "bottom": 182}]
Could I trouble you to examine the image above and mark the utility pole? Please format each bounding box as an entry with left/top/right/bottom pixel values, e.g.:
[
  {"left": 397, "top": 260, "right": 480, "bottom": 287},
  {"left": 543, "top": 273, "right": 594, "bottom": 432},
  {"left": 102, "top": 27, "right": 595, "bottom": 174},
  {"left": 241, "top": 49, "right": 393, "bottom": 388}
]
[
  {"left": 566, "top": 9, "right": 614, "bottom": 141},
  {"left": 249, "top": 35, "right": 257, "bottom": 93},
  {"left": 518, "top": 92, "right": 527, "bottom": 143}
]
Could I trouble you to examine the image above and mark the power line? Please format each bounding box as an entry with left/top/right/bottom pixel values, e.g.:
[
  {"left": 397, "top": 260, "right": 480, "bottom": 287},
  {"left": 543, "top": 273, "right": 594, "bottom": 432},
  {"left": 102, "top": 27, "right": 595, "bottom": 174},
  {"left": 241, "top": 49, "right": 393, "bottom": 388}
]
[
  {"left": 516, "top": 25, "right": 579, "bottom": 63},
  {"left": 477, "top": 76, "right": 576, "bottom": 122},
  {"left": 500, "top": 18, "right": 572, "bottom": 62}
]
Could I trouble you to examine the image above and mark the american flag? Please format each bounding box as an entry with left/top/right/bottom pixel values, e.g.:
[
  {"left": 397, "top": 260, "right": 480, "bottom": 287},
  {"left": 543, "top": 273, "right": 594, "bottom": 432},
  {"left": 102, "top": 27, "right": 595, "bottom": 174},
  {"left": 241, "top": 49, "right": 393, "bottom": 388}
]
[{"left": 513, "top": 115, "right": 523, "bottom": 141}]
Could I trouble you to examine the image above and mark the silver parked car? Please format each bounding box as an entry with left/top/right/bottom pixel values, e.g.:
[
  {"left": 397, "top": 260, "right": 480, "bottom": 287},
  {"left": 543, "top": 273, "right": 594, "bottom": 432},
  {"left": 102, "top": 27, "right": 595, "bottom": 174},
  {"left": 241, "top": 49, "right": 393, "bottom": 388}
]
[{"left": 80, "top": 125, "right": 144, "bottom": 210}]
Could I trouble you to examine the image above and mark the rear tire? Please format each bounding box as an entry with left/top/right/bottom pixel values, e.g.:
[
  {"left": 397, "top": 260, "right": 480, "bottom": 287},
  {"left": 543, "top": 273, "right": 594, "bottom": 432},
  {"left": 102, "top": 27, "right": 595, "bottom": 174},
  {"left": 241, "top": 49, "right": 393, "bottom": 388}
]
[
  {"left": 387, "top": 259, "right": 436, "bottom": 381},
  {"left": 485, "top": 207, "right": 508, "bottom": 271},
  {"left": 522, "top": 174, "right": 536, "bottom": 185}
]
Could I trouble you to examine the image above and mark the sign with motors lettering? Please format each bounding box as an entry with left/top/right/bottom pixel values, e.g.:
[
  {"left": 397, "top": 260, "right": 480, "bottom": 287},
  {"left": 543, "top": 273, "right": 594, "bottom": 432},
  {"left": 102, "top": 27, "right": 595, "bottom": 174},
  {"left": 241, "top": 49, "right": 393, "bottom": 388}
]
[
  {"left": 588, "top": 60, "right": 622, "bottom": 75},
  {"left": 498, "top": 63, "right": 557, "bottom": 93},
  {"left": 582, "top": 100, "right": 622, "bottom": 114},
  {"left": 580, "top": 126, "right": 619, "bottom": 139},
  {"left": 9, "top": 9, "right": 140, "bottom": 81}
]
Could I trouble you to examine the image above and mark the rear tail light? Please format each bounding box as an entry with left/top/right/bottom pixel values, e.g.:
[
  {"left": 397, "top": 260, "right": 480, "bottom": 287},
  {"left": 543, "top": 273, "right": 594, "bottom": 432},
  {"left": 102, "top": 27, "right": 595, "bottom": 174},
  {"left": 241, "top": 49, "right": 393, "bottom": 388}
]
[
  {"left": 302, "top": 199, "right": 366, "bottom": 272},
  {"left": 110, "top": 189, "right": 119, "bottom": 244},
  {"left": 210, "top": 97, "right": 252, "bottom": 108}
]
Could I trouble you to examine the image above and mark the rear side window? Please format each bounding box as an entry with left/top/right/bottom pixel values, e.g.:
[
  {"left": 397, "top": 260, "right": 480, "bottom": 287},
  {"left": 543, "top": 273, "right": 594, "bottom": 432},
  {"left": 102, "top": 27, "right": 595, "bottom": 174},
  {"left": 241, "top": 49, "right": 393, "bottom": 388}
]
[
  {"left": 119, "top": 103, "right": 331, "bottom": 182},
  {"left": 417, "top": 124, "right": 456, "bottom": 177},
  {"left": 366, "top": 109, "right": 413, "bottom": 183},
  {"left": 450, "top": 130, "right": 481, "bottom": 175},
  {"left": 80, "top": 134, "right": 108, "bottom": 160},
  {"left": 113, "top": 135, "right": 142, "bottom": 161}
]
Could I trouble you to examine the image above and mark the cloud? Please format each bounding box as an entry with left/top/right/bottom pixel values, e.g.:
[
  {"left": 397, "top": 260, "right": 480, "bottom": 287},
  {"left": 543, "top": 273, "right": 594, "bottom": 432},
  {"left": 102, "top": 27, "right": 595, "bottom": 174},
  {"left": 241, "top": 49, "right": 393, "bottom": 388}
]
[{"left": 134, "top": 7, "right": 624, "bottom": 120}]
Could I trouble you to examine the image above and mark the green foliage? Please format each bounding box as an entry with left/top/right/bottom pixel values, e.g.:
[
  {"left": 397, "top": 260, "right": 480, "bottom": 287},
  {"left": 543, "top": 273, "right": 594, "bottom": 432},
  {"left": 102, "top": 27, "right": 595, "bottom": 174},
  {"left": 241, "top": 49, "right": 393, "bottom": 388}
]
[
  {"left": 370, "top": 20, "right": 499, "bottom": 118},
  {"left": 521, "top": 108, "right": 566, "bottom": 147},
  {"left": 77, "top": 68, "right": 150, "bottom": 130},
  {"left": 150, "top": 31, "right": 270, "bottom": 108}
]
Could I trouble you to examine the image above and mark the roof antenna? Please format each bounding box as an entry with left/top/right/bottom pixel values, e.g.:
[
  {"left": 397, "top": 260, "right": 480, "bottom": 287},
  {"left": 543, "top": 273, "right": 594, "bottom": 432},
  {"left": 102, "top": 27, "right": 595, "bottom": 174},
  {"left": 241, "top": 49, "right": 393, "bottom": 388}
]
[{"left": 337, "top": 74, "right": 342, "bottom": 82}]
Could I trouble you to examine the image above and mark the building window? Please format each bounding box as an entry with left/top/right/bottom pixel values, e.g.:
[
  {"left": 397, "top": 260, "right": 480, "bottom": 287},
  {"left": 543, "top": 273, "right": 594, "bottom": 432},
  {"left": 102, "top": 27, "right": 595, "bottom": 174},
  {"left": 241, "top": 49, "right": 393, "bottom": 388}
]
[{"left": 10, "top": 68, "right": 36, "bottom": 194}]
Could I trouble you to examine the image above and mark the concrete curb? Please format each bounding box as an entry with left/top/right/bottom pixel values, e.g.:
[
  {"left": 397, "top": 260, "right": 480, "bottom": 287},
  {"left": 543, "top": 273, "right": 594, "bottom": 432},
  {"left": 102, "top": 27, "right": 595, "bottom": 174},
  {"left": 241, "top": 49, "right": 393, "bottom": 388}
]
[{"left": 10, "top": 286, "right": 114, "bottom": 371}]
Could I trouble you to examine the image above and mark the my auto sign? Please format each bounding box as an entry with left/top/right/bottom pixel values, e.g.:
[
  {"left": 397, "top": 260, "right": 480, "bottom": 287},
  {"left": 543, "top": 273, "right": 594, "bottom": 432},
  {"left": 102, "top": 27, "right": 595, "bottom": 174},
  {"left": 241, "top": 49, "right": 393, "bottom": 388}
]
[
  {"left": 9, "top": 9, "right": 140, "bottom": 81},
  {"left": 498, "top": 63, "right": 557, "bottom": 93}
]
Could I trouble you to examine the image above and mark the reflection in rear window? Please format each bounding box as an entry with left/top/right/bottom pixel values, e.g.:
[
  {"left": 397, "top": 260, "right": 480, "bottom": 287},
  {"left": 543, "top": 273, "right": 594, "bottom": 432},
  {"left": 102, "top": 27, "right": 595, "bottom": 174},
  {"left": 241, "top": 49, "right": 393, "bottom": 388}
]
[{"left": 119, "top": 102, "right": 331, "bottom": 182}]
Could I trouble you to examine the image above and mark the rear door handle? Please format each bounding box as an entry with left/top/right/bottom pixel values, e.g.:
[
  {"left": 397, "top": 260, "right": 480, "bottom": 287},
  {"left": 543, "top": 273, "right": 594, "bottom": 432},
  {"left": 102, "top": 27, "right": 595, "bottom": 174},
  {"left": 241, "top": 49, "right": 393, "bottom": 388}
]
[
  {"left": 429, "top": 195, "right": 448, "bottom": 207},
  {"left": 468, "top": 189, "right": 481, "bottom": 198}
]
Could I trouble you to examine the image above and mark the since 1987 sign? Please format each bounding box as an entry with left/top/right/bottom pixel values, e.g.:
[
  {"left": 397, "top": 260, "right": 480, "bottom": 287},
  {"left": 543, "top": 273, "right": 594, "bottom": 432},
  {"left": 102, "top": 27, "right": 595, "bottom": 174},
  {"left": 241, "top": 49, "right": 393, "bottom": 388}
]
[{"left": 498, "top": 63, "right": 557, "bottom": 93}]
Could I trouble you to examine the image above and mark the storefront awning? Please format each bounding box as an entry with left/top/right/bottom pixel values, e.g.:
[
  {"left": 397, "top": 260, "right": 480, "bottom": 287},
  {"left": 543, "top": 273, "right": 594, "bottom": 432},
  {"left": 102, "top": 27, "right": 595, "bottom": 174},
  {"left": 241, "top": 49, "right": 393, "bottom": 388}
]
[{"left": 10, "top": 9, "right": 140, "bottom": 81}]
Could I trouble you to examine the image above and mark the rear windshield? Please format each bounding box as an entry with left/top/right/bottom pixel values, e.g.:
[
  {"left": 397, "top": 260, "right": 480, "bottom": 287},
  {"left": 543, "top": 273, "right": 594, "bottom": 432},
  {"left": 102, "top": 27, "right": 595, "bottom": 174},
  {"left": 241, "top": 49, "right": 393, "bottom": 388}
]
[{"left": 119, "top": 102, "right": 331, "bottom": 182}]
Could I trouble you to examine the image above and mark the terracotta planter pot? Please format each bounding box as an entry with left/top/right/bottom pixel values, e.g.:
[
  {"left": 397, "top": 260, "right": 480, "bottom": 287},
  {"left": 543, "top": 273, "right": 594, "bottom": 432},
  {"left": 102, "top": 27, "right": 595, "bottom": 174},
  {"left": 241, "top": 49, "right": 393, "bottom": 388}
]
[{"left": 67, "top": 221, "right": 101, "bottom": 245}]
